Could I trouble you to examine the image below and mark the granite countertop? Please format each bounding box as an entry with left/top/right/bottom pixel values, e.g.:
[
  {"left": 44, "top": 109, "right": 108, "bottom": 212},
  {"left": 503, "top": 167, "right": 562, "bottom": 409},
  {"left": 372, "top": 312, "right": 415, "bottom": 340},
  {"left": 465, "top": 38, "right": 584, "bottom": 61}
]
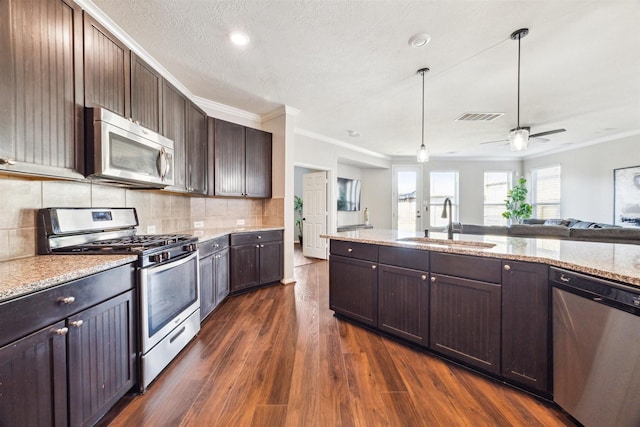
[
  {"left": 185, "top": 225, "right": 284, "bottom": 243},
  {"left": 0, "top": 255, "right": 137, "bottom": 303},
  {"left": 322, "top": 228, "right": 640, "bottom": 287}
]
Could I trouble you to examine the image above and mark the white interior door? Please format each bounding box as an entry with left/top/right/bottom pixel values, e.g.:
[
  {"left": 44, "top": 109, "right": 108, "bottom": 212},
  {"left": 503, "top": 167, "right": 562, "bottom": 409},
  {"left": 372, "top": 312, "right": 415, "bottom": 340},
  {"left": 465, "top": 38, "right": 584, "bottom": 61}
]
[
  {"left": 392, "top": 165, "right": 423, "bottom": 232},
  {"left": 302, "top": 171, "right": 328, "bottom": 259}
]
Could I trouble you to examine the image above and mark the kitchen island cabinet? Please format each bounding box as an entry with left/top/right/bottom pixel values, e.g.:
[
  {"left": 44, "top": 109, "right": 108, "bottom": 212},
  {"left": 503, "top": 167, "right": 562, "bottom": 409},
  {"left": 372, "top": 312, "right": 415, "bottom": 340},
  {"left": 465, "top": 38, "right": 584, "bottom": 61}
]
[{"left": 0, "top": 262, "right": 136, "bottom": 427}]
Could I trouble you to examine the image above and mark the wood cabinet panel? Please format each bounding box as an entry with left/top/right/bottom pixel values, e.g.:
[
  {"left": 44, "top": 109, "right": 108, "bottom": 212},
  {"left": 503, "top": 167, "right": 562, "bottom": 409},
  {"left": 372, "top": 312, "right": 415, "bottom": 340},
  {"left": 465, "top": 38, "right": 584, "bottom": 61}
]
[
  {"left": 200, "top": 245, "right": 230, "bottom": 321},
  {"left": 245, "top": 127, "right": 272, "bottom": 198},
  {"left": 230, "top": 244, "right": 260, "bottom": 292},
  {"left": 67, "top": 290, "right": 136, "bottom": 427},
  {"left": 379, "top": 246, "right": 429, "bottom": 271},
  {"left": 213, "top": 119, "right": 245, "bottom": 196},
  {"left": 83, "top": 13, "right": 130, "bottom": 117},
  {"left": 378, "top": 265, "right": 429, "bottom": 345},
  {"left": 0, "top": 0, "right": 84, "bottom": 178},
  {"left": 215, "top": 247, "right": 230, "bottom": 305},
  {"left": 259, "top": 240, "right": 283, "bottom": 284},
  {"left": 131, "top": 52, "right": 162, "bottom": 132},
  {"left": 329, "top": 240, "right": 378, "bottom": 262},
  {"left": 162, "top": 81, "right": 187, "bottom": 189},
  {"left": 431, "top": 252, "right": 501, "bottom": 284},
  {"left": 0, "top": 320, "right": 68, "bottom": 427},
  {"left": 186, "top": 101, "right": 207, "bottom": 194},
  {"left": 430, "top": 273, "right": 501, "bottom": 374},
  {"left": 329, "top": 255, "right": 378, "bottom": 327},
  {"left": 230, "top": 231, "right": 283, "bottom": 294},
  {"left": 502, "top": 261, "right": 550, "bottom": 394}
]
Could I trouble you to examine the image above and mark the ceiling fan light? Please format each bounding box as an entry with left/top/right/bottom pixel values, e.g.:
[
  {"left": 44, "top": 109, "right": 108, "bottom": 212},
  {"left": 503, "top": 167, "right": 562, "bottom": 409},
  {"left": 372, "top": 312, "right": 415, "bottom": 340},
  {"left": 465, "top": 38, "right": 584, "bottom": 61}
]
[
  {"left": 509, "top": 128, "right": 530, "bottom": 151},
  {"left": 417, "top": 144, "right": 429, "bottom": 162}
]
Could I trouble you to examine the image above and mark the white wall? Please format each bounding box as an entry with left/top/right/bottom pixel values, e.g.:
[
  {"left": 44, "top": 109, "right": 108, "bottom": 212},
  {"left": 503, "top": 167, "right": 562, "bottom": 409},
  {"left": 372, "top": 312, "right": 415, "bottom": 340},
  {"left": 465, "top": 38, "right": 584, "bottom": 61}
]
[
  {"left": 523, "top": 134, "right": 640, "bottom": 224},
  {"left": 362, "top": 168, "right": 393, "bottom": 228}
]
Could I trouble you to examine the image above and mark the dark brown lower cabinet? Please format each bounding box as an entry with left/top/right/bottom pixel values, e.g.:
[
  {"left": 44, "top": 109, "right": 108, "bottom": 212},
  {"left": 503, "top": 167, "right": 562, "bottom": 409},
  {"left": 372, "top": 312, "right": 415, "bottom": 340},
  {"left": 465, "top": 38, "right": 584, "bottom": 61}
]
[
  {"left": 230, "top": 231, "right": 283, "bottom": 294},
  {"left": 0, "top": 320, "right": 68, "bottom": 427},
  {"left": 430, "top": 273, "right": 501, "bottom": 374},
  {"left": 501, "top": 261, "right": 550, "bottom": 394},
  {"left": 200, "top": 236, "right": 230, "bottom": 321},
  {"left": 378, "top": 265, "right": 429, "bottom": 345},
  {"left": 329, "top": 255, "right": 378, "bottom": 327}
]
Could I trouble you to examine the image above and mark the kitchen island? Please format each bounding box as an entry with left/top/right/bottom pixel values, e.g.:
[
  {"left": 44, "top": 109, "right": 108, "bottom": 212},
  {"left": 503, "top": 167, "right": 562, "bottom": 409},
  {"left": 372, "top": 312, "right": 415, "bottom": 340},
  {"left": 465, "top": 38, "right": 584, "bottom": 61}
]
[{"left": 323, "top": 228, "right": 640, "bottom": 400}]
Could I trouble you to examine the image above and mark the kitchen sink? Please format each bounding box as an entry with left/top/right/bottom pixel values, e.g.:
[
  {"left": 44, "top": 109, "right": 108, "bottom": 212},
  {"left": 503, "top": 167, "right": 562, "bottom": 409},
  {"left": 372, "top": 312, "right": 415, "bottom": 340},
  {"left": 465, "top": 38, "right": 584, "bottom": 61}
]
[{"left": 395, "top": 237, "right": 496, "bottom": 250}]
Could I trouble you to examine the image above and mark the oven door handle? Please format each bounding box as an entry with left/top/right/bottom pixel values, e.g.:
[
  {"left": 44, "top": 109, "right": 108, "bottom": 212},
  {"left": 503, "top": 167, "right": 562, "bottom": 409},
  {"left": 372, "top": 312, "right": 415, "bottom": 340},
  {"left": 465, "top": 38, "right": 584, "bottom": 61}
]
[{"left": 144, "top": 250, "right": 198, "bottom": 274}]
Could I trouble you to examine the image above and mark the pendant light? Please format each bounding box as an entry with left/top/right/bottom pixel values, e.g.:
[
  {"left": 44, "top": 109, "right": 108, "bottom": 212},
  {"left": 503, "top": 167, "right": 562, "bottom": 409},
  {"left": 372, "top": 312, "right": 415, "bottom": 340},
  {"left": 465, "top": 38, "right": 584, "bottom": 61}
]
[
  {"left": 416, "top": 67, "right": 430, "bottom": 162},
  {"left": 509, "top": 28, "right": 529, "bottom": 151}
]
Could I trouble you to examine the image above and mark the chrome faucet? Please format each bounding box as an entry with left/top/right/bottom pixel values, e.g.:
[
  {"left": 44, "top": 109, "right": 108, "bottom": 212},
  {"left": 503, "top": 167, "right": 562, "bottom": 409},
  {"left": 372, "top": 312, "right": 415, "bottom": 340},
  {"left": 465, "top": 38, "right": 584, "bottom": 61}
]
[{"left": 441, "top": 197, "right": 453, "bottom": 239}]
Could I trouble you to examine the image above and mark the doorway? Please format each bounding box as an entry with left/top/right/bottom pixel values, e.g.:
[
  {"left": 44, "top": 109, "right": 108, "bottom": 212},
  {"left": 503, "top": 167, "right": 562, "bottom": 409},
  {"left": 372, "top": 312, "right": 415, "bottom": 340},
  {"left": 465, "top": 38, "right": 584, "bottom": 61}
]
[
  {"left": 294, "top": 166, "right": 329, "bottom": 264},
  {"left": 392, "top": 165, "right": 423, "bottom": 232}
]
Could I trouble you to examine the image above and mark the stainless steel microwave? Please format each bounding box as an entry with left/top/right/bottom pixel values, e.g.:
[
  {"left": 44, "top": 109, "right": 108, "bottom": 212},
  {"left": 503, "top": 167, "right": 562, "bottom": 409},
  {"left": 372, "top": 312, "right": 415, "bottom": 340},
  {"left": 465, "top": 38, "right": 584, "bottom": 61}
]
[{"left": 85, "top": 107, "right": 174, "bottom": 188}]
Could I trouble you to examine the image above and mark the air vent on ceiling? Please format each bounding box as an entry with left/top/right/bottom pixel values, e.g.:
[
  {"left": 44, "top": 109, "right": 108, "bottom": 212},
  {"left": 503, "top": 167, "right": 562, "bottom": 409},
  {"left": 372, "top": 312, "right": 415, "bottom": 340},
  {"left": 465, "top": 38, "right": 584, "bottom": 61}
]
[{"left": 455, "top": 112, "right": 504, "bottom": 122}]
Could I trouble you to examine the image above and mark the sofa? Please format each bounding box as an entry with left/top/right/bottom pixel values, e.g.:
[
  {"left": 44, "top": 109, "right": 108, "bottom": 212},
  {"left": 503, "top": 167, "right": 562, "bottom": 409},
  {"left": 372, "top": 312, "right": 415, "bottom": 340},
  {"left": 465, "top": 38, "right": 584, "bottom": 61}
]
[{"left": 455, "top": 218, "right": 640, "bottom": 245}]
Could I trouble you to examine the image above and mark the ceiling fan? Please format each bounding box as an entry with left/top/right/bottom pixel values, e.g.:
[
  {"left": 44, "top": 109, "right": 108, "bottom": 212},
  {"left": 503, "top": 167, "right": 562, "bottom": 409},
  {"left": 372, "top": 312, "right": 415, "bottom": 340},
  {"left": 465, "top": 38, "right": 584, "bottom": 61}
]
[{"left": 481, "top": 28, "right": 566, "bottom": 151}]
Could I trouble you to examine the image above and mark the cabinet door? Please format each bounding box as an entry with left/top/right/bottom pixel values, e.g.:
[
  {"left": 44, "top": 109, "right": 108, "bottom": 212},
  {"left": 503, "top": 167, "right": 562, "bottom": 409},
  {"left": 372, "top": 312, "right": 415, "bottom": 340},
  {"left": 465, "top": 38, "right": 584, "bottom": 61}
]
[
  {"left": 378, "top": 265, "right": 429, "bottom": 346},
  {"left": 186, "top": 101, "right": 208, "bottom": 194},
  {"left": 199, "top": 254, "right": 215, "bottom": 321},
  {"left": 162, "top": 81, "right": 187, "bottom": 190},
  {"left": 259, "top": 240, "right": 283, "bottom": 284},
  {"left": 83, "top": 14, "right": 130, "bottom": 117},
  {"left": 0, "top": 0, "right": 84, "bottom": 178},
  {"left": 214, "top": 247, "right": 230, "bottom": 305},
  {"left": 0, "top": 320, "right": 68, "bottom": 427},
  {"left": 67, "top": 290, "right": 136, "bottom": 427},
  {"left": 329, "top": 255, "right": 378, "bottom": 327},
  {"left": 430, "top": 273, "right": 501, "bottom": 374},
  {"left": 213, "top": 119, "right": 245, "bottom": 196},
  {"left": 230, "top": 244, "right": 260, "bottom": 293},
  {"left": 245, "top": 127, "right": 272, "bottom": 198},
  {"left": 502, "top": 261, "right": 550, "bottom": 394},
  {"left": 131, "top": 52, "right": 162, "bottom": 133}
]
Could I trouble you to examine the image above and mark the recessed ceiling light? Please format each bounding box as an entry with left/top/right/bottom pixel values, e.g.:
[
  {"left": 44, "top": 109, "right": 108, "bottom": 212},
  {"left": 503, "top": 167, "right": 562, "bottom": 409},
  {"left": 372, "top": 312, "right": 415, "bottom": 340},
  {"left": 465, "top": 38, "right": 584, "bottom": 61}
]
[
  {"left": 348, "top": 130, "right": 360, "bottom": 137},
  {"left": 408, "top": 33, "right": 431, "bottom": 48},
  {"left": 230, "top": 31, "right": 250, "bottom": 46}
]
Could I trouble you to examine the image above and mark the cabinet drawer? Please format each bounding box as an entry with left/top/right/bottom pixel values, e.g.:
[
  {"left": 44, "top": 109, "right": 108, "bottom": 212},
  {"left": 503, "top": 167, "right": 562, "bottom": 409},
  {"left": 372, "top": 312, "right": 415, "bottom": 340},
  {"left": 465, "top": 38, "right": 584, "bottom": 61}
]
[
  {"left": 379, "top": 246, "right": 429, "bottom": 271},
  {"left": 0, "top": 263, "right": 135, "bottom": 347},
  {"left": 431, "top": 252, "right": 501, "bottom": 284},
  {"left": 230, "top": 230, "right": 283, "bottom": 246},
  {"left": 330, "top": 240, "right": 378, "bottom": 262},
  {"left": 199, "top": 235, "right": 229, "bottom": 257}
]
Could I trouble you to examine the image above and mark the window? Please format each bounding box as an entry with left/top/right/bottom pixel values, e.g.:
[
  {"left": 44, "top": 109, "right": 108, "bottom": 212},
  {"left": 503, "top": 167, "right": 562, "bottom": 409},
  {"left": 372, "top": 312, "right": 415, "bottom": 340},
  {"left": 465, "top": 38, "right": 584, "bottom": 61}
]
[
  {"left": 429, "top": 171, "right": 458, "bottom": 227},
  {"left": 484, "top": 171, "right": 513, "bottom": 225},
  {"left": 531, "top": 165, "right": 561, "bottom": 219}
]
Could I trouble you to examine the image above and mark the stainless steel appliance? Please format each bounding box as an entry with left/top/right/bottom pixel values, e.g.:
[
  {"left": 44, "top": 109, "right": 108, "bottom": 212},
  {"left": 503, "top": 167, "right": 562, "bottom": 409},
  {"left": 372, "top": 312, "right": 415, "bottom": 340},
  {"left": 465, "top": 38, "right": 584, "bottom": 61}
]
[
  {"left": 551, "top": 267, "right": 640, "bottom": 427},
  {"left": 38, "top": 207, "right": 200, "bottom": 391},
  {"left": 85, "top": 107, "right": 174, "bottom": 188}
]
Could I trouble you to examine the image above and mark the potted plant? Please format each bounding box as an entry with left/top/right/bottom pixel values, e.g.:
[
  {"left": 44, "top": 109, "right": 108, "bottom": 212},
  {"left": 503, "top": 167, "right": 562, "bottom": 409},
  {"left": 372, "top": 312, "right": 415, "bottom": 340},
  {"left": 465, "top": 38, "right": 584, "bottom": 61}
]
[
  {"left": 294, "top": 196, "right": 303, "bottom": 244},
  {"left": 502, "top": 177, "right": 533, "bottom": 224}
]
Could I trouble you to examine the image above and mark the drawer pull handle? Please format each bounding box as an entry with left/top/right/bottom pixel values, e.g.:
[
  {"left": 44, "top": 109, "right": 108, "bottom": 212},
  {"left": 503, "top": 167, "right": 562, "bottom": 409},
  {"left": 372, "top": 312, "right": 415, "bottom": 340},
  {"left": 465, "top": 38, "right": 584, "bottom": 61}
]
[
  {"left": 69, "top": 320, "right": 83, "bottom": 328},
  {"left": 53, "top": 327, "right": 68, "bottom": 336},
  {"left": 431, "top": 277, "right": 436, "bottom": 282},
  {"left": 58, "top": 296, "right": 75, "bottom": 305},
  {"left": 421, "top": 274, "right": 427, "bottom": 281},
  {"left": 560, "top": 274, "right": 571, "bottom": 283},
  {"left": 503, "top": 264, "right": 511, "bottom": 271},
  {"left": 347, "top": 248, "right": 353, "bottom": 253},
  {"left": 371, "top": 265, "right": 376, "bottom": 270}
]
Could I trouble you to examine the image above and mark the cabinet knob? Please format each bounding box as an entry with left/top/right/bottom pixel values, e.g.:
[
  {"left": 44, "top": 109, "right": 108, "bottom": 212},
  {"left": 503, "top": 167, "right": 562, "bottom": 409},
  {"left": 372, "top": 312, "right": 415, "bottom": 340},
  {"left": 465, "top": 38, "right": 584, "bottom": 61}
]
[
  {"left": 0, "top": 158, "right": 16, "bottom": 165},
  {"left": 257, "top": 235, "right": 262, "bottom": 239},
  {"left": 69, "top": 320, "right": 84, "bottom": 328},
  {"left": 430, "top": 277, "right": 436, "bottom": 282},
  {"left": 347, "top": 248, "right": 353, "bottom": 253},
  {"left": 371, "top": 265, "right": 377, "bottom": 270},
  {"left": 256, "top": 244, "right": 260, "bottom": 248},
  {"left": 421, "top": 274, "right": 427, "bottom": 281},
  {"left": 58, "top": 296, "right": 75, "bottom": 305},
  {"left": 260, "top": 244, "right": 264, "bottom": 248},
  {"left": 214, "top": 243, "right": 219, "bottom": 248},
  {"left": 503, "top": 265, "right": 511, "bottom": 271},
  {"left": 53, "top": 327, "right": 69, "bottom": 336}
]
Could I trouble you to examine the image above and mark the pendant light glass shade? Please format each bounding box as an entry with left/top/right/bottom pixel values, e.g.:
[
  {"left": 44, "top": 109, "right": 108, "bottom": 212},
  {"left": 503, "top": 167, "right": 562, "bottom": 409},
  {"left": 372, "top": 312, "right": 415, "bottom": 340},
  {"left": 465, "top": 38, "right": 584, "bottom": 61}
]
[
  {"left": 416, "top": 67, "right": 429, "bottom": 163},
  {"left": 509, "top": 127, "right": 530, "bottom": 151}
]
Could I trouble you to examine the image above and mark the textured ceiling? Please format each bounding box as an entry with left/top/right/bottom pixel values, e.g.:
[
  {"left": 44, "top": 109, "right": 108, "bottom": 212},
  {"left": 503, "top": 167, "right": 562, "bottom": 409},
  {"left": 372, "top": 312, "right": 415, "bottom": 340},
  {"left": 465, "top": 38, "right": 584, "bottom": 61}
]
[{"left": 89, "top": 0, "right": 640, "bottom": 160}]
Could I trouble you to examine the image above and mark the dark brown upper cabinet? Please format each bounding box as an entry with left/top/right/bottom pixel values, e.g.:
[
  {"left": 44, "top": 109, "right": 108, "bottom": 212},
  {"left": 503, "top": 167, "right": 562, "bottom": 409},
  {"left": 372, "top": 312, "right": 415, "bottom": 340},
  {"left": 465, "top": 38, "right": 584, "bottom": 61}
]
[
  {"left": 131, "top": 52, "right": 163, "bottom": 133},
  {"left": 211, "top": 119, "right": 272, "bottom": 198},
  {"left": 83, "top": 13, "right": 130, "bottom": 117},
  {"left": 162, "top": 81, "right": 187, "bottom": 191},
  {"left": 0, "top": 0, "right": 84, "bottom": 179},
  {"left": 186, "top": 101, "right": 208, "bottom": 194}
]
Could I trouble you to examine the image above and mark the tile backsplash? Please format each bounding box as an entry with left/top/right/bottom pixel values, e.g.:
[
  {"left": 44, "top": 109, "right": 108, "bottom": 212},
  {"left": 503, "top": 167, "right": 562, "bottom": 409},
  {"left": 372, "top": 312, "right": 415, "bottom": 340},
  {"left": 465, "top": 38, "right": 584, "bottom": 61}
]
[{"left": 0, "top": 175, "right": 284, "bottom": 261}]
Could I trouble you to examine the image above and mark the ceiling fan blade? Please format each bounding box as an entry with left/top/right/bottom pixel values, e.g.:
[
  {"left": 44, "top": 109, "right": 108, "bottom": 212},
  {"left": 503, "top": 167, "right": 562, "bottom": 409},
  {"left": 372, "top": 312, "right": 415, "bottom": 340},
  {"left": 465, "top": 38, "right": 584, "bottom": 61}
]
[
  {"left": 530, "top": 137, "right": 550, "bottom": 143},
  {"left": 529, "top": 128, "right": 566, "bottom": 138},
  {"left": 480, "top": 138, "right": 508, "bottom": 145}
]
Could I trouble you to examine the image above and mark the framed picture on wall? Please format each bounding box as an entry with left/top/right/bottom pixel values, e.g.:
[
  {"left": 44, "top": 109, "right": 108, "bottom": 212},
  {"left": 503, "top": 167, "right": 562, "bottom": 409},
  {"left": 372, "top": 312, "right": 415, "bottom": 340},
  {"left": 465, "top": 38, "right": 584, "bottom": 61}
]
[{"left": 614, "top": 165, "right": 640, "bottom": 227}]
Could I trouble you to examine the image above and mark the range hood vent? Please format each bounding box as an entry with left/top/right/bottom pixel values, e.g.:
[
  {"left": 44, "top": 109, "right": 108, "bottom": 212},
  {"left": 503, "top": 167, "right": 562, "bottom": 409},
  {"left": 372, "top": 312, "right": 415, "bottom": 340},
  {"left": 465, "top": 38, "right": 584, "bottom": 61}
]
[{"left": 455, "top": 112, "right": 504, "bottom": 122}]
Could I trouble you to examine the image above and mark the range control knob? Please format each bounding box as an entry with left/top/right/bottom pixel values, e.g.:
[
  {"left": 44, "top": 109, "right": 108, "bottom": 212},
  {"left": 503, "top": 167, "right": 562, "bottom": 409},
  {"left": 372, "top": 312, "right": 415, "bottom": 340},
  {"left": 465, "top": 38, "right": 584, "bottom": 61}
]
[{"left": 150, "top": 253, "right": 163, "bottom": 263}]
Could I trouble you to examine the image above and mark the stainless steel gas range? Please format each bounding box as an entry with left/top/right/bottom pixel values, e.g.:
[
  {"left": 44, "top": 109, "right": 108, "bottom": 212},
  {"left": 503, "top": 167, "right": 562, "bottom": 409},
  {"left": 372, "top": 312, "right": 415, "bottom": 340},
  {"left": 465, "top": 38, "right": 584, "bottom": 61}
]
[{"left": 38, "top": 207, "right": 200, "bottom": 391}]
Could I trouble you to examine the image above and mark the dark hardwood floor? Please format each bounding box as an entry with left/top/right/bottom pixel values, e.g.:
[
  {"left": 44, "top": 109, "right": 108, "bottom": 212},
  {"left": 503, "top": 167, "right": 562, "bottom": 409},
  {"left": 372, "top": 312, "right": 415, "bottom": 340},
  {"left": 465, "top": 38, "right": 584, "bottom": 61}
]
[{"left": 99, "top": 250, "right": 576, "bottom": 426}]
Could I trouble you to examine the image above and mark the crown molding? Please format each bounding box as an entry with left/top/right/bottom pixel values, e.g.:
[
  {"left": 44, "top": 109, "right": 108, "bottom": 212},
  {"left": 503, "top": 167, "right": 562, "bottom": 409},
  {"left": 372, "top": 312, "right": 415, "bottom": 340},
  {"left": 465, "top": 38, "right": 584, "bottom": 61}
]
[
  {"left": 262, "top": 106, "right": 301, "bottom": 122},
  {"left": 191, "top": 95, "right": 261, "bottom": 123},
  {"left": 294, "top": 128, "right": 391, "bottom": 160}
]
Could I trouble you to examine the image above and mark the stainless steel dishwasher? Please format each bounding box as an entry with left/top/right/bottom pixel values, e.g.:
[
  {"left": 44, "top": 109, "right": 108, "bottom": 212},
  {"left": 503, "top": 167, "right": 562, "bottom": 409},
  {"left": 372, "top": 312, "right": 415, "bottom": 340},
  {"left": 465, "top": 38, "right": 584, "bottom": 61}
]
[{"left": 551, "top": 267, "right": 640, "bottom": 427}]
